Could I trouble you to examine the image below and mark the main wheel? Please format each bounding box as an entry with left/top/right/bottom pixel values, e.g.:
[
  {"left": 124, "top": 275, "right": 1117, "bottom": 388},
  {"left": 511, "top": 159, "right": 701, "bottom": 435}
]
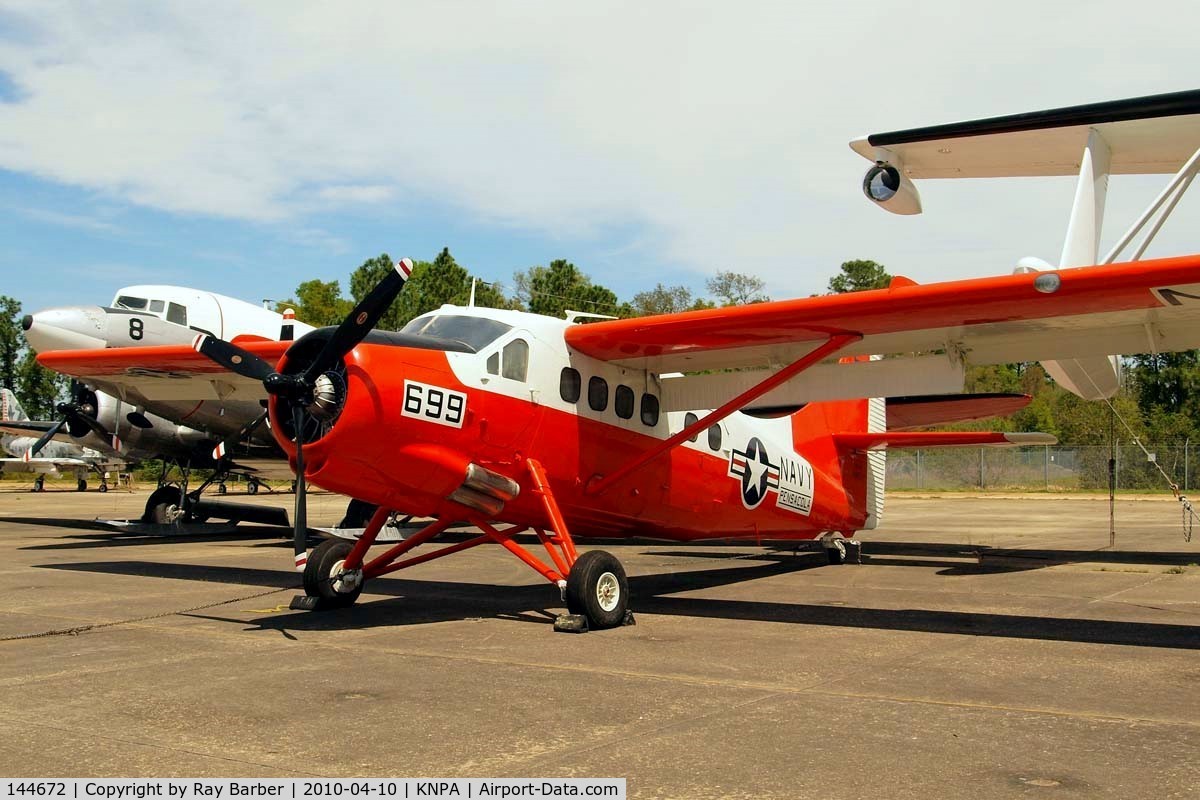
[
  {"left": 247, "top": 480, "right": 259, "bottom": 495},
  {"left": 142, "top": 485, "right": 186, "bottom": 524},
  {"left": 99, "top": 482, "right": 108, "bottom": 493},
  {"left": 303, "top": 539, "right": 363, "bottom": 609},
  {"left": 566, "top": 550, "right": 629, "bottom": 629},
  {"left": 217, "top": 483, "right": 227, "bottom": 495},
  {"left": 825, "top": 538, "right": 847, "bottom": 565},
  {"left": 32, "top": 476, "right": 44, "bottom": 493}
]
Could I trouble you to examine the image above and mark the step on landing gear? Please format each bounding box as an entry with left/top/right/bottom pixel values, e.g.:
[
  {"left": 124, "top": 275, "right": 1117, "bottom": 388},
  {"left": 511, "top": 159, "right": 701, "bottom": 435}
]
[{"left": 290, "top": 459, "right": 635, "bottom": 632}]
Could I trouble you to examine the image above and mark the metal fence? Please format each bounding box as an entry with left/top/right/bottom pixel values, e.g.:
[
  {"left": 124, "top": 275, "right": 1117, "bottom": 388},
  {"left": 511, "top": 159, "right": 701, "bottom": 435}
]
[{"left": 886, "top": 445, "right": 1199, "bottom": 492}]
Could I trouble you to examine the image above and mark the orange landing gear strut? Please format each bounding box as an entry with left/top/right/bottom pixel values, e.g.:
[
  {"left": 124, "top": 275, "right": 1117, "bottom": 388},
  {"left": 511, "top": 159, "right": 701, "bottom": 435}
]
[{"left": 292, "top": 459, "right": 633, "bottom": 631}]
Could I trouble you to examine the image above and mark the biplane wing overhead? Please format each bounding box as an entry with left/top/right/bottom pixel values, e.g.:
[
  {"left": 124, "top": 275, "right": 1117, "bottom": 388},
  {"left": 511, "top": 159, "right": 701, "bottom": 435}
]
[
  {"left": 564, "top": 255, "right": 1200, "bottom": 407},
  {"left": 849, "top": 89, "right": 1200, "bottom": 179}
]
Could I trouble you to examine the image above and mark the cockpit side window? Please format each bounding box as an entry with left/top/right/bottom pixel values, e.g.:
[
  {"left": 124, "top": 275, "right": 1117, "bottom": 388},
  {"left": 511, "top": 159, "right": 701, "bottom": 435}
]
[
  {"left": 401, "top": 315, "right": 513, "bottom": 350},
  {"left": 115, "top": 296, "right": 148, "bottom": 311},
  {"left": 149, "top": 300, "right": 164, "bottom": 313},
  {"left": 501, "top": 339, "right": 529, "bottom": 381},
  {"left": 167, "top": 302, "right": 187, "bottom": 326}
]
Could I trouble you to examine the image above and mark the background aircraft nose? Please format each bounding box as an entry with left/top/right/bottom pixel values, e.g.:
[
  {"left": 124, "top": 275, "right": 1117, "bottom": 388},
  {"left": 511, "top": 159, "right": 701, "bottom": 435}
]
[{"left": 24, "top": 306, "right": 108, "bottom": 353}]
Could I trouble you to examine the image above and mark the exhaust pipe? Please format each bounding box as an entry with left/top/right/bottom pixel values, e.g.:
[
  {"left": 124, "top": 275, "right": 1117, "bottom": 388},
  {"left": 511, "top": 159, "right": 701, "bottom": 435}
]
[{"left": 447, "top": 463, "right": 521, "bottom": 514}]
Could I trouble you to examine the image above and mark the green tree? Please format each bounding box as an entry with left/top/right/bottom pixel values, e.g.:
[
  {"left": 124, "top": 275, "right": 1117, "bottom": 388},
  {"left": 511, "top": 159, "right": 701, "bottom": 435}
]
[
  {"left": 0, "top": 296, "right": 21, "bottom": 391},
  {"left": 349, "top": 253, "right": 408, "bottom": 331},
  {"left": 631, "top": 283, "right": 695, "bottom": 316},
  {"left": 828, "top": 259, "right": 892, "bottom": 293},
  {"left": 393, "top": 247, "right": 473, "bottom": 325},
  {"left": 513, "top": 259, "right": 622, "bottom": 318},
  {"left": 15, "top": 350, "right": 64, "bottom": 419},
  {"left": 276, "top": 279, "right": 352, "bottom": 327},
  {"left": 1128, "top": 351, "right": 1200, "bottom": 421},
  {"left": 706, "top": 271, "right": 768, "bottom": 306}
]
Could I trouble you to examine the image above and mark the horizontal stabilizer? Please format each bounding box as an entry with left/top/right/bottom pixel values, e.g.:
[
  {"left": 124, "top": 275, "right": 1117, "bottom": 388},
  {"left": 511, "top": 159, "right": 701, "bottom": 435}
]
[
  {"left": 851, "top": 90, "right": 1200, "bottom": 178},
  {"left": 886, "top": 393, "right": 1031, "bottom": 430},
  {"left": 834, "top": 431, "right": 1055, "bottom": 450}
]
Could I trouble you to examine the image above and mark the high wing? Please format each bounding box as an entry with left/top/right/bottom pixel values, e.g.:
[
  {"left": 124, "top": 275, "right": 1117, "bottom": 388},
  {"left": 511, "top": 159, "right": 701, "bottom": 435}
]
[
  {"left": 849, "top": 89, "right": 1200, "bottom": 178},
  {"left": 36, "top": 340, "right": 291, "bottom": 406},
  {"left": 564, "top": 255, "right": 1200, "bottom": 408}
]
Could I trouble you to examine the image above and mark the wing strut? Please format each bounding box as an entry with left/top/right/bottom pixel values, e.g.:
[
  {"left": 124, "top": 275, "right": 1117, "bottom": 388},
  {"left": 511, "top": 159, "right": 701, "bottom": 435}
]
[{"left": 584, "top": 332, "right": 861, "bottom": 496}]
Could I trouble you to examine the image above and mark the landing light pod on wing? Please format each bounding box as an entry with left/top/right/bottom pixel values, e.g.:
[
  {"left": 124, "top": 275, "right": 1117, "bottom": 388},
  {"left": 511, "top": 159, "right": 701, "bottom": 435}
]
[{"left": 862, "top": 162, "right": 922, "bottom": 215}]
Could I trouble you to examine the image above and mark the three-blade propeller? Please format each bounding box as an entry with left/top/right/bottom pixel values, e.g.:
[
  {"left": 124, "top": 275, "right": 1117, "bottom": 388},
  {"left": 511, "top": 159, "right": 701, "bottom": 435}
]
[
  {"left": 193, "top": 258, "right": 414, "bottom": 570},
  {"left": 28, "top": 380, "right": 108, "bottom": 457}
]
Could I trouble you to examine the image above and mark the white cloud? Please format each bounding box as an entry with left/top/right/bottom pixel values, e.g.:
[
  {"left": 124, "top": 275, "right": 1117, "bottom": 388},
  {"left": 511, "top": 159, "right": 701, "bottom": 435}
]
[{"left": 0, "top": 0, "right": 1195, "bottom": 295}]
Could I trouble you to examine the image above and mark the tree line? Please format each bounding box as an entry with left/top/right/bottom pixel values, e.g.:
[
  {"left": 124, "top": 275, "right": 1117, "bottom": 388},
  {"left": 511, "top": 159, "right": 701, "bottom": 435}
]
[{"left": 2, "top": 252, "right": 1198, "bottom": 460}]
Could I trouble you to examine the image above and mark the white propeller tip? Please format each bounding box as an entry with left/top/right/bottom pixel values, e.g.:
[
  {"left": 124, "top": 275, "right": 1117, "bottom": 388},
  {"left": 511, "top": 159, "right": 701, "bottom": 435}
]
[{"left": 396, "top": 257, "right": 414, "bottom": 277}]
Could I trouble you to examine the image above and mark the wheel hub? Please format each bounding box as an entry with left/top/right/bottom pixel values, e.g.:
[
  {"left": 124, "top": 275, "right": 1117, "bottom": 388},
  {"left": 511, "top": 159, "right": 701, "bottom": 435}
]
[
  {"left": 328, "top": 559, "right": 362, "bottom": 593},
  {"left": 595, "top": 571, "right": 620, "bottom": 612}
]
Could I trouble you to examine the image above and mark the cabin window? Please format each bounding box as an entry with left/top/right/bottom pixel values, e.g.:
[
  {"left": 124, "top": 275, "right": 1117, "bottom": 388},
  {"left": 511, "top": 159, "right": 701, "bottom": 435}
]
[
  {"left": 588, "top": 376, "right": 608, "bottom": 412},
  {"left": 486, "top": 352, "right": 500, "bottom": 375},
  {"left": 614, "top": 385, "right": 634, "bottom": 419},
  {"left": 149, "top": 300, "right": 165, "bottom": 313},
  {"left": 708, "top": 424, "right": 722, "bottom": 451},
  {"left": 502, "top": 338, "right": 529, "bottom": 381},
  {"left": 115, "top": 296, "right": 148, "bottom": 310},
  {"left": 560, "top": 368, "right": 581, "bottom": 403},
  {"left": 685, "top": 412, "right": 699, "bottom": 442},
  {"left": 167, "top": 302, "right": 187, "bottom": 326},
  {"left": 641, "top": 394, "right": 660, "bottom": 427}
]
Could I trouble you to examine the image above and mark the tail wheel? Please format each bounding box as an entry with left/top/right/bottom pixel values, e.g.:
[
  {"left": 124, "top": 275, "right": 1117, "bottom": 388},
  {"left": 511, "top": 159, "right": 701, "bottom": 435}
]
[
  {"left": 303, "top": 539, "right": 363, "bottom": 608},
  {"left": 566, "top": 550, "right": 629, "bottom": 629}
]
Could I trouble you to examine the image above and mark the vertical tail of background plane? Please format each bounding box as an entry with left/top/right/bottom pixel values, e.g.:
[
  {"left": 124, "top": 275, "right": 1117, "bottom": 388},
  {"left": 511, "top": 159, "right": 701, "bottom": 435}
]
[
  {"left": 790, "top": 396, "right": 887, "bottom": 530},
  {"left": 0, "top": 388, "right": 28, "bottom": 422}
]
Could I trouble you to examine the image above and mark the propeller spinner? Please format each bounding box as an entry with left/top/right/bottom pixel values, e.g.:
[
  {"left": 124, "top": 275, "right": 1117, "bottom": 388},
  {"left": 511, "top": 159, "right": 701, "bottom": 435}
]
[{"left": 192, "top": 257, "right": 414, "bottom": 570}]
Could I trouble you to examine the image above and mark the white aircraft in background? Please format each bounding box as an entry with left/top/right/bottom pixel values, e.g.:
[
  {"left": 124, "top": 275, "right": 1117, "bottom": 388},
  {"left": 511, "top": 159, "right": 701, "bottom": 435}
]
[
  {"left": 0, "top": 388, "right": 126, "bottom": 492},
  {"left": 20, "top": 284, "right": 332, "bottom": 526}
]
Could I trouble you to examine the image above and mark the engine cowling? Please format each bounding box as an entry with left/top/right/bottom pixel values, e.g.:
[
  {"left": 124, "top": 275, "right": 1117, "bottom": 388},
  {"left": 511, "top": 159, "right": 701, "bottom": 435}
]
[{"left": 862, "top": 161, "right": 922, "bottom": 215}]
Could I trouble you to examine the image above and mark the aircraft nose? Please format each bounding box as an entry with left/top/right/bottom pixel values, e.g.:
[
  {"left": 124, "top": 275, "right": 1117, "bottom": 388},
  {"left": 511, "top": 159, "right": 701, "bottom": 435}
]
[{"left": 23, "top": 306, "right": 108, "bottom": 353}]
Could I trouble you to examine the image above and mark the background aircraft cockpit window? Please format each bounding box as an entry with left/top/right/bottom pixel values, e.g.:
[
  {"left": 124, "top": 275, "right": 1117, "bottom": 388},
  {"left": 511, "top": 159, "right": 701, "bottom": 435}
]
[
  {"left": 149, "top": 300, "right": 164, "bottom": 313},
  {"left": 114, "top": 296, "right": 148, "bottom": 310},
  {"left": 167, "top": 302, "right": 187, "bottom": 326},
  {"left": 401, "top": 315, "right": 513, "bottom": 350},
  {"left": 501, "top": 339, "right": 528, "bottom": 381}
]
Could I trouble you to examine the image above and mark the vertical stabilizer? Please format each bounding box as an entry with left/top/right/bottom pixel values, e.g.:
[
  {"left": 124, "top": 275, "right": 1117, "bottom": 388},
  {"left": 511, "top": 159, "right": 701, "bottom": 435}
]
[{"left": 0, "top": 389, "right": 28, "bottom": 422}]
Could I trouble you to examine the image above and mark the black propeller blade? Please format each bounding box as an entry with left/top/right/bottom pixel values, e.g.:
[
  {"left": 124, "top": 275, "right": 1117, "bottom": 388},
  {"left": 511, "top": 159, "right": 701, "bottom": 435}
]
[
  {"left": 191, "top": 257, "right": 415, "bottom": 571},
  {"left": 28, "top": 418, "right": 68, "bottom": 457},
  {"left": 191, "top": 334, "right": 276, "bottom": 382},
  {"left": 29, "top": 381, "right": 109, "bottom": 456}
]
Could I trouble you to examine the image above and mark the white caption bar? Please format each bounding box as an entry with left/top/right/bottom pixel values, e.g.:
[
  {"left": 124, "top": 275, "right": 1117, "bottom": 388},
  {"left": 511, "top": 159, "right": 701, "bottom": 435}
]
[{"left": 1, "top": 780, "right": 626, "bottom": 800}]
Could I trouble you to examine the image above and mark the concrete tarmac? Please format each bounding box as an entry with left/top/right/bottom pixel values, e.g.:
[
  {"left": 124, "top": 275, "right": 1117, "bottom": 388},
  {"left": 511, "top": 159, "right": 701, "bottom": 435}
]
[{"left": 0, "top": 486, "right": 1198, "bottom": 798}]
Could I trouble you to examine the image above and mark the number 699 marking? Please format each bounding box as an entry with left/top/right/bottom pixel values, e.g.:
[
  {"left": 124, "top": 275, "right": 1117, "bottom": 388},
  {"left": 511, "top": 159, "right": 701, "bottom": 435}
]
[{"left": 402, "top": 380, "right": 467, "bottom": 429}]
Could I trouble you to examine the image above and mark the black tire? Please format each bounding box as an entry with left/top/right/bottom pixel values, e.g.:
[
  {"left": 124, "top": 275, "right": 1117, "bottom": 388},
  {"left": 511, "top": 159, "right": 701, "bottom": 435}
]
[
  {"left": 826, "top": 538, "right": 848, "bottom": 565},
  {"left": 217, "top": 483, "right": 227, "bottom": 495},
  {"left": 32, "top": 476, "right": 44, "bottom": 493},
  {"left": 142, "top": 485, "right": 185, "bottom": 524},
  {"left": 303, "top": 539, "right": 363, "bottom": 608},
  {"left": 247, "top": 480, "right": 259, "bottom": 495},
  {"left": 566, "top": 550, "right": 629, "bottom": 629},
  {"left": 338, "top": 498, "right": 378, "bottom": 528},
  {"left": 99, "top": 482, "right": 108, "bottom": 493},
  {"left": 76, "top": 479, "right": 87, "bottom": 492}
]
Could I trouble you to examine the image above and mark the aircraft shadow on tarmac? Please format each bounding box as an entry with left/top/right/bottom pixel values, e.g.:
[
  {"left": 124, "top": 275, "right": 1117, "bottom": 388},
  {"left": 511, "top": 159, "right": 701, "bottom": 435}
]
[{"left": 38, "top": 551, "right": 1200, "bottom": 650}]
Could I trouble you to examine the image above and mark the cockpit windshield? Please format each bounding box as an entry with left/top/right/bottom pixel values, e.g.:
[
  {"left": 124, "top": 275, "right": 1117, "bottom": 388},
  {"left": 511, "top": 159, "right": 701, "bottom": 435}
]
[
  {"left": 400, "top": 315, "right": 513, "bottom": 350},
  {"left": 114, "top": 296, "right": 149, "bottom": 310}
]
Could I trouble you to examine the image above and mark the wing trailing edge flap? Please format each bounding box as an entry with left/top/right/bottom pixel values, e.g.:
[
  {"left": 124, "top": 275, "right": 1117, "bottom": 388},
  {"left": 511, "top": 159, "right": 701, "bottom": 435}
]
[
  {"left": 834, "top": 432, "right": 1056, "bottom": 450},
  {"left": 659, "top": 354, "right": 964, "bottom": 412}
]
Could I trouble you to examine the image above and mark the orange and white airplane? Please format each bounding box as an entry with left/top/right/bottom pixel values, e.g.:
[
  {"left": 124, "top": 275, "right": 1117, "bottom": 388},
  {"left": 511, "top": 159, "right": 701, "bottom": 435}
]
[{"left": 36, "top": 91, "right": 1200, "bottom": 630}]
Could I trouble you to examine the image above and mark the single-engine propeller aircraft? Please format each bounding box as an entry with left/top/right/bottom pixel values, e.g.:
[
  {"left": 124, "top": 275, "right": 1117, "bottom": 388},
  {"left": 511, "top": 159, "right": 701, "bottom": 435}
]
[{"left": 34, "top": 90, "right": 1200, "bottom": 631}]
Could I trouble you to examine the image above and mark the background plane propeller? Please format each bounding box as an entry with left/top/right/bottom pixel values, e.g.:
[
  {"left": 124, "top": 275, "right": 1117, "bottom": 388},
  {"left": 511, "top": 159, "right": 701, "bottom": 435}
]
[
  {"left": 28, "top": 380, "right": 109, "bottom": 456},
  {"left": 192, "top": 258, "right": 414, "bottom": 569}
]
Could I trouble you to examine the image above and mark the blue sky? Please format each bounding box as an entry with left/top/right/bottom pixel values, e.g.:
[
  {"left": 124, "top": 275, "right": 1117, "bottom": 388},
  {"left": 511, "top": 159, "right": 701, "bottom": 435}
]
[{"left": 0, "top": 1, "right": 1196, "bottom": 316}]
